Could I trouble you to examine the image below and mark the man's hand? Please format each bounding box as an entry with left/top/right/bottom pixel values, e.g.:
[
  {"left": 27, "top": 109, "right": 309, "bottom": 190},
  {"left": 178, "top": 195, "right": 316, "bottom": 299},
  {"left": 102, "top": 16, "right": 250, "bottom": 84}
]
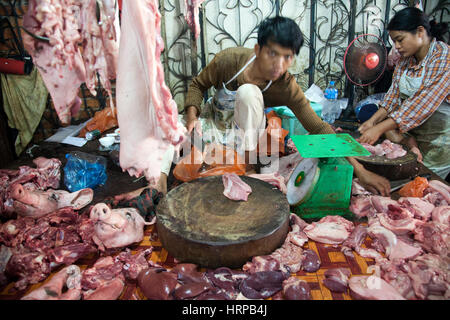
[
  {"left": 185, "top": 106, "right": 199, "bottom": 133},
  {"left": 355, "top": 167, "right": 391, "bottom": 196},
  {"left": 358, "top": 126, "right": 383, "bottom": 145}
]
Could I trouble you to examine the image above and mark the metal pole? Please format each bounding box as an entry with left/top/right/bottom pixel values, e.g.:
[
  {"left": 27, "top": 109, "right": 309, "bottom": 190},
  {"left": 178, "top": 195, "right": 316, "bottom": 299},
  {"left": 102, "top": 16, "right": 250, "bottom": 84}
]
[
  {"left": 308, "top": 0, "right": 316, "bottom": 87},
  {"left": 342, "top": 0, "right": 356, "bottom": 120}
]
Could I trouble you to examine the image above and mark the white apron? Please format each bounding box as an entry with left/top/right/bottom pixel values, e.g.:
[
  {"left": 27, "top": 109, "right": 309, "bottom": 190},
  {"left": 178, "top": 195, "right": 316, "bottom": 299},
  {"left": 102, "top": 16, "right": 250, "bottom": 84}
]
[{"left": 399, "top": 41, "right": 450, "bottom": 178}]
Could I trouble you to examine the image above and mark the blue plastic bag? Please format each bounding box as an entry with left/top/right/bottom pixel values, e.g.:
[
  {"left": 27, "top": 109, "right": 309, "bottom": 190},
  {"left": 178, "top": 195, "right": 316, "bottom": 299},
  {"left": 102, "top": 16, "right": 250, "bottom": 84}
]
[{"left": 64, "top": 151, "right": 107, "bottom": 192}]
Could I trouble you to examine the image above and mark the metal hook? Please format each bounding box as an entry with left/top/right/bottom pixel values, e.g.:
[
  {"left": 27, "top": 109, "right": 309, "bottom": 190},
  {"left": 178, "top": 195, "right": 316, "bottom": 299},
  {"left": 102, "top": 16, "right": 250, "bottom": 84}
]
[
  {"left": 21, "top": 26, "right": 50, "bottom": 43},
  {"left": 96, "top": 0, "right": 103, "bottom": 26}
]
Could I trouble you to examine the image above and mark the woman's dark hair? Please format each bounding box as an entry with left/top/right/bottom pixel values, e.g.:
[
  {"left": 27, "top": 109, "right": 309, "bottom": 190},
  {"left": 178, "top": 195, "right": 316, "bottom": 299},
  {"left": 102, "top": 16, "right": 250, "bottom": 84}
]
[
  {"left": 257, "top": 16, "right": 304, "bottom": 55},
  {"left": 388, "top": 7, "right": 448, "bottom": 41}
]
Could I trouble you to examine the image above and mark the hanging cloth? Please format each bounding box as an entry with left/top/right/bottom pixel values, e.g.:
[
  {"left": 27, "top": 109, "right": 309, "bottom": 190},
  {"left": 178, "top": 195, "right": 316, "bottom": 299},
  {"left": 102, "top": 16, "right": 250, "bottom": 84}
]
[{"left": 1, "top": 66, "right": 48, "bottom": 155}]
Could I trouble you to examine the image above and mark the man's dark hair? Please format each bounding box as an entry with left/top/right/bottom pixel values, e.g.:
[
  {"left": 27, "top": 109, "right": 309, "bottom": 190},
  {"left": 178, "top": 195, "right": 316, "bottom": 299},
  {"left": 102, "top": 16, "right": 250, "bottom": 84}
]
[{"left": 257, "top": 16, "right": 304, "bottom": 55}]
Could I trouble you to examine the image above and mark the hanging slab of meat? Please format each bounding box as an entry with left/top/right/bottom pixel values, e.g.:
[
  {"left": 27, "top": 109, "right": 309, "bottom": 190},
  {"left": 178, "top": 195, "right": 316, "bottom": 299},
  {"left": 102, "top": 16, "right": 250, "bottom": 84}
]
[
  {"left": 9, "top": 184, "right": 93, "bottom": 218},
  {"left": 22, "top": 0, "right": 86, "bottom": 125},
  {"left": 184, "top": 0, "right": 205, "bottom": 39},
  {"left": 222, "top": 173, "right": 252, "bottom": 201},
  {"left": 80, "top": 0, "right": 120, "bottom": 98},
  {"left": 90, "top": 203, "right": 154, "bottom": 250},
  {"left": 116, "top": 0, "right": 186, "bottom": 187},
  {"left": 349, "top": 275, "right": 406, "bottom": 300},
  {"left": 21, "top": 265, "right": 82, "bottom": 300},
  {"left": 361, "top": 139, "right": 407, "bottom": 159},
  {"left": 303, "top": 215, "right": 355, "bottom": 245}
]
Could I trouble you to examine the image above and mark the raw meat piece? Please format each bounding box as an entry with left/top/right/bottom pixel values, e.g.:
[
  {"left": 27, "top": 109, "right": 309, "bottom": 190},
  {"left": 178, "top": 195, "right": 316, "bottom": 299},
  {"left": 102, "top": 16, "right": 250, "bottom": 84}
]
[
  {"left": 370, "top": 196, "right": 403, "bottom": 214},
  {"left": 242, "top": 255, "right": 280, "bottom": 274},
  {"left": 379, "top": 260, "right": 415, "bottom": 299},
  {"left": 349, "top": 196, "right": 374, "bottom": 218},
  {"left": 116, "top": 0, "right": 186, "bottom": 186},
  {"left": 388, "top": 239, "right": 422, "bottom": 261},
  {"left": 407, "top": 254, "right": 449, "bottom": 299},
  {"left": 427, "top": 180, "right": 450, "bottom": 204},
  {"left": 205, "top": 267, "right": 247, "bottom": 299},
  {"left": 21, "top": 265, "right": 82, "bottom": 300},
  {"left": 378, "top": 212, "right": 423, "bottom": 235},
  {"left": 247, "top": 172, "right": 287, "bottom": 194},
  {"left": 341, "top": 224, "right": 368, "bottom": 256},
  {"left": 270, "top": 242, "right": 304, "bottom": 273},
  {"left": 361, "top": 139, "right": 406, "bottom": 159},
  {"left": 115, "top": 248, "right": 153, "bottom": 280},
  {"left": 81, "top": 256, "right": 125, "bottom": 300},
  {"left": 1, "top": 207, "right": 98, "bottom": 289},
  {"left": 90, "top": 203, "right": 152, "bottom": 250},
  {"left": 222, "top": 173, "right": 252, "bottom": 201},
  {"left": 239, "top": 271, "right": 287, "bottom": 299},
  {"left": 431, "top": 206, "right": 450, "bottom": 225},
  {"left": 286, "top": 216, "right": 308, "bottom": 247},
  {"left": 301, "top": 249, "right": 321, "bottom": 273},
  {"left": 282, "top": 276, "right": 311, "bottom": 300},
  {"left": 349, "top": 275, "right": 406, "bottom": 300},
  {"left": 0, "top": 245, "right": 12, "bottom": 286},
  {"left": 323, "top": 268, "right": 351, "bottom": 293},
  {"left": 5, "top": 252, "right": 51, "bottom": 291},
  {"left": 367, "top": 224, "right": 398, "bottom": 257},
  {"left": 351, "top": 178, "right": 372, "bottom": 196},
  {"left": 184, "top": 0, "right": 205, "bottom": 39},
  {"left": 413, "top": 221, "right": 449, "bottom": 256},
  {"left": 303, "top": 215, "right": 354, "bottom": 245},
  {"left": 137, "top": 267, "right": 178, "bottom": 300},
  {"left": 398, "top": 197, "right": 435, "bottom": 221}
]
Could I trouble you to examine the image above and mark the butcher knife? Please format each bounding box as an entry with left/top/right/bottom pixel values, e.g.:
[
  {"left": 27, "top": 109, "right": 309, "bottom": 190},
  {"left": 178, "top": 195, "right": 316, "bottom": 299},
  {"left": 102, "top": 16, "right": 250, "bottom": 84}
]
[{"left": 390, "top": 173, "right": 432, "bottom": 192}]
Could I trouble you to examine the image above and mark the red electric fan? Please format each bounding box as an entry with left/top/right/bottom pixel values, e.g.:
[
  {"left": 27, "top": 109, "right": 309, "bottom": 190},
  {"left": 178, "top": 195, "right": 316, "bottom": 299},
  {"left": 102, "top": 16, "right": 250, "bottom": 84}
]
[{"left": 344, "top": 34, "right": 387, "bottom": 86}]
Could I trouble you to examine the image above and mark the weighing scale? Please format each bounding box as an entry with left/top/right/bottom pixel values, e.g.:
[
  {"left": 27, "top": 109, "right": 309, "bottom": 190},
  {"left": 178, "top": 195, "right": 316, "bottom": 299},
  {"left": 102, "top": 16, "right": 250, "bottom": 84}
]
[{"left": 287, "top": 134, "right": 370, "bottom": 220}]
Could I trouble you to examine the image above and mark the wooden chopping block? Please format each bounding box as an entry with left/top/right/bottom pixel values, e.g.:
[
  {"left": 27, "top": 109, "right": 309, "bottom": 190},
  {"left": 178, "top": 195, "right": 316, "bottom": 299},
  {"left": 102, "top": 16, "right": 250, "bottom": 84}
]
[
  {"left": 355, "top": 150, "right": 419, "bottom": 180},
  {"left": 156, "top": 175, "right": 290, "bottom": 268}
]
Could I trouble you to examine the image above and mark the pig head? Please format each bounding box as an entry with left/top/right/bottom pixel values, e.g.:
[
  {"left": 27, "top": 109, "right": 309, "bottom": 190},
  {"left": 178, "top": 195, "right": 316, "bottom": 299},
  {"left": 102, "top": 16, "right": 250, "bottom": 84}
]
[
  {"left": 10, "top": 183, "right": 94, "bottom": 218},
  {"left": 90, "top": 203, "right": 150, "bottom": 250}
]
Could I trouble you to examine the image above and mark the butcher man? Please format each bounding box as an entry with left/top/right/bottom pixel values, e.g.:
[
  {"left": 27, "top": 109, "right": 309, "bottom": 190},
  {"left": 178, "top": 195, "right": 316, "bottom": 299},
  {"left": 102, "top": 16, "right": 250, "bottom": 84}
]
[{"left": 160, "top": 16, "right": 391, "bottom": 196}]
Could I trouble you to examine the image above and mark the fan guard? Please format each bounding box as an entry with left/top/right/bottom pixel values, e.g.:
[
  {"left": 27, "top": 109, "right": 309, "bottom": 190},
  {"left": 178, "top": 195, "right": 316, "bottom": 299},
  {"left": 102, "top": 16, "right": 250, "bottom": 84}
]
[{"left": 344, "top": 34, "right": 387, "bottom": 86}]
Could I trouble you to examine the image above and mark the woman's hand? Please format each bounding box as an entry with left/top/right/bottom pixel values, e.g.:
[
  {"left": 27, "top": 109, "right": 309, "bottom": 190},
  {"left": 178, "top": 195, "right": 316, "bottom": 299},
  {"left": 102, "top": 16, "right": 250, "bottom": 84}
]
[
  {"left": 358, "top": 126, "right": 383, "bottom": 145},
  {"left": 355, "top": 167, "right": 391, "bottom": 196},
  {"left": 358, "top": 119, "right": 375, "bottom": 134}
]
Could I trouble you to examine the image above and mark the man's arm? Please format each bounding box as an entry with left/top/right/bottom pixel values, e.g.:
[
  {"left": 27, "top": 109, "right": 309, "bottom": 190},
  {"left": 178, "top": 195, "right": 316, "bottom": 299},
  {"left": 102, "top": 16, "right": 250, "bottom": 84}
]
[{"left": 346, "top": 157, "right": 391, "bottom": 196}]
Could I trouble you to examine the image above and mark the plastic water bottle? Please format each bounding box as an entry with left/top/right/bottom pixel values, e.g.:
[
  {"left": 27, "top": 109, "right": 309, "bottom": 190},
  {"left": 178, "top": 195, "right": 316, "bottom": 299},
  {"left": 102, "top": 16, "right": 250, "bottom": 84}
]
[{"left": 322, "top": 81, "right": 339, "bottom": 124}]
